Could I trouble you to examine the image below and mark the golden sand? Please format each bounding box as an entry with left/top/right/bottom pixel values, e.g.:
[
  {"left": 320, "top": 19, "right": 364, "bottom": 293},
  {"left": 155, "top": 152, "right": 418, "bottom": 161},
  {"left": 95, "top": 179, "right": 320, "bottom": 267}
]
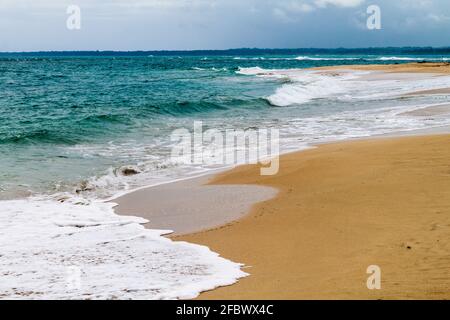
[
  {"left": 179, "top": 135, "right": 450, "bottom": 300},
  {"left": 315, "top": 62, "right": 450, "bottom": 74}
]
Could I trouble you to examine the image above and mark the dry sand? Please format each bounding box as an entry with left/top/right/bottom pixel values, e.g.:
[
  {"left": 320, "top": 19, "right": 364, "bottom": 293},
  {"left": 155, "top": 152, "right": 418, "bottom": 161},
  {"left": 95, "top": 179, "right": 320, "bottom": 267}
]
[
  {"left": 315, "top": 62, "right": 450, "bottom": 74},
  {"left": 179, "top": 134, "right": 450, "bottom": 300},
  {"left": 177, "top": 64, "right": 450, "bottom": 299},
  {"left": 114, "top": 63, "right": 450, "bottom": 299}
]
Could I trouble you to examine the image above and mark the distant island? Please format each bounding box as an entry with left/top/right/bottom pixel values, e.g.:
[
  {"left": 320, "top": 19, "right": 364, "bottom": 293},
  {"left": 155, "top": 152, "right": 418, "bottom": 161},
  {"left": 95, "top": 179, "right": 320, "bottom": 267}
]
[{"left": 1, "top": 47, "right": 450, "bottom": 57}]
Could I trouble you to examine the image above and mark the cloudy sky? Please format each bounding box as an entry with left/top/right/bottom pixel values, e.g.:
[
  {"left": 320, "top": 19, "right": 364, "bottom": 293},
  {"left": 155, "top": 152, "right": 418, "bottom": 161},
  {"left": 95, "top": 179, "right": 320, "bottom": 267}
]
[{"left": 1, "top": 0, "right": 449, "bottom": 51}]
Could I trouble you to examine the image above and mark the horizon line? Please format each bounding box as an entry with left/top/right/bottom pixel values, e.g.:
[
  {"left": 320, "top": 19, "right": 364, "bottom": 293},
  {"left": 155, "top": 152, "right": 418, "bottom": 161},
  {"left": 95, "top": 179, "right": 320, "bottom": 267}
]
[{"left": 1, "top": 46, "right": 450, "bottom": 55}]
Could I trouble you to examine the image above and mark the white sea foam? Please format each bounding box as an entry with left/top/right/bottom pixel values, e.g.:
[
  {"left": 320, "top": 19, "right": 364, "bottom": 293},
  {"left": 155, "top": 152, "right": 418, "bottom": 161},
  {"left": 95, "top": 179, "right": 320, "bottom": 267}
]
[
  {"left": 295, "top": 56, "right": 360, "bottom": 61},
  {"left": 238, "top": 68, "right": 362, "bottom": 106},
  {"left": 280, "top": 103, "right": 450, "bottom": 146},
  {"left": 0, "top": 197, "right": 246, "bottom": 300},
  {"left": 45, "top": 66, "right": 450, "bottom": 200},
  {"left": 234, "top": 56, "right": 449, "bottom": 62},
  {"left": 192, "top": 67, "right": 228, "bottom": 71},
  {"left": 268, "top": 71, "right": 359, "bottom": 107},
  {"left": 294, "top": 55, "right": 446, "bottom": 61},
  {"left": 4, "top": 63, "right": 450, "bottom": 300},
  {"left": 376, "top": 56, "right": 450, "bottom": 61},
  {"left": 237, "top": 67, "right": 450, "bottom": 107},
  {"left": 233, "top": 56, "right": 361, "bottom": 61},
  {"left": 377, "top": 56, "right": 423, "bottom": 61},
  {"left": 236, "top": 66, "right": 270, "bottom": 75}
]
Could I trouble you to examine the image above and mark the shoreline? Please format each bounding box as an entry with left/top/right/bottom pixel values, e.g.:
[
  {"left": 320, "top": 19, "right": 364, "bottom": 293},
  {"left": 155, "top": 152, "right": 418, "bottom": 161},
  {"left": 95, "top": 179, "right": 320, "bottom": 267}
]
[
  {"left": 111, "top": 129, "right": 450, "bottom": 300},
  {"left": 110, "top": 64, "right": 450, "bottom": 299},
  {"left": 3, "top": 59, "right": 450, "bottom": 299},
  {"left": 179, "top": 133, "right": 450, "bottom": 299},
  {"left": 113, "top": 174, "right": 277, "bottom": 236},
  {"left": 99, "top": 62, "right": 450, "bottom": 207},
  {"left": 112, "top": 63, "right": 450, "bottom": 299},
  {"left": 313, "top": 62, "right": 450, "bottom": 74},
  {"left": 111, "top": 123, "right": 450, "bottom": 234}
]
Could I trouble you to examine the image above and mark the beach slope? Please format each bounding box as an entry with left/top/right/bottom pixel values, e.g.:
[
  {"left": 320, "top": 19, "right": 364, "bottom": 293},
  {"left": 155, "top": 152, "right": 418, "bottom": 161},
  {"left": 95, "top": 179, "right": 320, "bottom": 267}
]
[{"left": 179, "top": 135, "right": 450, "bottom": 300}]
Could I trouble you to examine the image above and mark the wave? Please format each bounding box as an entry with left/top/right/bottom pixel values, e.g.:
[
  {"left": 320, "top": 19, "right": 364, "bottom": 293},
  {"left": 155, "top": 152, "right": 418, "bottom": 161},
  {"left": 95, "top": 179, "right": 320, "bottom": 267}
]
[
  {"left": 234, "top": 55, "right": 450, "bottom": 62},
  {"left": 5, "top": 54, "right": 450, "bottom": 300},
  {"left": 234, "top": 56, "right": 362, "bottom": 61},
  {"left": 268, "top": 73, "right": 355, "bottom": 107},
  {"left": 377, "top": 56, "right": 425, "bottom": 61},
  {"left": 237, "top": 66, "right": 450, "bottom": 107},
  {"left": 295, "top": 55, "right": 449, "bottom": 61},
  {"left": 0, "top": 129, "right": 79, "bottom": 145},
  {"left": 236, "top": 66, "right": 270, "bottom": 75},
  {"left": 376, "top": 56, "right": 449, "bottom": 61},
  {"left": 191, "top": 67, "right": 228, "bottom": 71},
  {"left": 295, "top": 56, "right": 361, "bottom": 61},
  {"left": 233, "top": 57, "right": 292, "bottom": 61},
  {"left": 1, "top": 101, "right": 247, "bottom": 146},
  {"left": 164, "top": 101, "right": 229, "bottom": 116},
  {"left": 80, "top": 114, "right": 129, "bottom": 124},
  {"left": 0, "top": 115, "right": 129, "bottom": 145},
  {"left": 236, "top": 67, "right": 358, "bottom": 106}
]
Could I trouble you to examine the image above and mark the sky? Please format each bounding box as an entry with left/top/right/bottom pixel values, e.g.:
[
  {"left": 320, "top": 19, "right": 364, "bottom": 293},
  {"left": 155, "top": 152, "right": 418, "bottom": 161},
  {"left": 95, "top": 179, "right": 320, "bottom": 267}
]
[{"left": 0, "top": 0, "right": 449, "bottom": 51}]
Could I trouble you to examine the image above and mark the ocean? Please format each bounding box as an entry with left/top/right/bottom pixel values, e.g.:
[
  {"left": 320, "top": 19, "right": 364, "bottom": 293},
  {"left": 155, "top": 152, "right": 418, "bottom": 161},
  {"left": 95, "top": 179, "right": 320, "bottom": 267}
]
[{"left": 1, "top": 50, "right": 450, "bottom": 299}]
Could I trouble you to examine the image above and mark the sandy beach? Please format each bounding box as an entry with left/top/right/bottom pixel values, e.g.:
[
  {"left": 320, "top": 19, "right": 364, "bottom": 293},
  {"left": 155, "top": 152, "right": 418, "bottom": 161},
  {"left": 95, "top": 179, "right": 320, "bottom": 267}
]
[
  {"left": 112, "top": 63, "right": 450, "bottom": 300},
  {"left": 178, "top": 134, "right": 450, "bottom": 300},
  {"left": 316, "top": 62, "right": 450, "bottom": 74},
  {"left": 6, "top": 0, "right": 450, "bottom": 301}
]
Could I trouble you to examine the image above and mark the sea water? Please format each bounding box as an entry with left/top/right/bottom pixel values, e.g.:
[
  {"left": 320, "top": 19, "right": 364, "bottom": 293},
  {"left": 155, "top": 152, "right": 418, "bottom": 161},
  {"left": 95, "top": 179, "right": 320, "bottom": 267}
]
[{"left": 1, "top": 51, "right": 450, "bottom": 299}]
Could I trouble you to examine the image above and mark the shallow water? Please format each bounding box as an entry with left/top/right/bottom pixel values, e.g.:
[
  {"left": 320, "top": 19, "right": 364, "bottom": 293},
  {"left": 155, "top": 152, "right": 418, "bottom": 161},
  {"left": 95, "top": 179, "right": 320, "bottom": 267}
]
[
  {"left": 1, "top": 52, "right": 450, "bottom": 299},
  {"left": 1, "top": 54, "right": 450, "bottom": 200}
]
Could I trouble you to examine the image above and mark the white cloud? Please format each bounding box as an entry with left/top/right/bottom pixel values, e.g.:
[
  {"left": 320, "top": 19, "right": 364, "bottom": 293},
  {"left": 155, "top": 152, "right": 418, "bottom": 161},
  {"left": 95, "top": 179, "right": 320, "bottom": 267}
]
[
  {"left": 285, "top": 1, "right": 316, "bottom": 12},
  {"left": 314, "top": 0, "right": 365, "bottom": 8},
  {"left": 0, "top": 0, "right": 217, "bottom": 9},
  {"left": 272, "top": 0, "right": 365, "bottom": 22},
  {"left": 427, "top": 13, "right": 450, "bottom": 23},
  {"left": 0, "top": 0, "right": 364, "bottom": 10},
  {"left": 396, "top": 0, "right": 433, "bottom": 10}
]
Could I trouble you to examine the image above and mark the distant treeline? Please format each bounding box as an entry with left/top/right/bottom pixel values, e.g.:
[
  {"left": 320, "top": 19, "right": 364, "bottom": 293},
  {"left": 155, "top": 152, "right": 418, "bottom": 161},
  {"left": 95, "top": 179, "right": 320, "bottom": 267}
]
[{"left": 1, "top": 47, "right": 450, "bottom": 57}]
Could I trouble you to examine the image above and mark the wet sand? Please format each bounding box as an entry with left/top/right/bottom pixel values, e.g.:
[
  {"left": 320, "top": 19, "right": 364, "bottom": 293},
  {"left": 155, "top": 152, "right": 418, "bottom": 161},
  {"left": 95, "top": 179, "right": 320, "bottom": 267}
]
[
  {"left": 400, "top": 104, "right": 450, "bottom": 117},
  {"left": 179, "top": 134, "right": 450, "bottom": 300},
  {"left": 113, "top": 175, "right": 277, "bottom": 235},
  {"left": 408, "top": 88, "right": 450, "bottom": 96},
  {"left": 114, "top": 63, "right": 450, "bottom": 299}
]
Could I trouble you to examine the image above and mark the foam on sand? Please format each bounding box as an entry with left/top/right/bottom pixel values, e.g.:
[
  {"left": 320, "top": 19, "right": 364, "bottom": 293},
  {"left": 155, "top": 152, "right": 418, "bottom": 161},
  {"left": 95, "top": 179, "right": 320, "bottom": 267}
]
[
  {"left": 3, "top": 63, "right": 450, "bottom": 300},
  {"left": 399, "top": 103, "right": 450, "bottom": 117},
  {"left": 0, "top": 197, "right": 247, "bottom": 300}
]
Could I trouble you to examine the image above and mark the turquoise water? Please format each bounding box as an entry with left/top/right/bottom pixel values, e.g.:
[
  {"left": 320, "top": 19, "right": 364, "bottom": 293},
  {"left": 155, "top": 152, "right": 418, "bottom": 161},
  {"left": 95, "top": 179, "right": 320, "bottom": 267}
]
[
  {"left": 2, "top": 51, "right": 450, "bottom": 299},
  {"left": 1, "top": 53, "right": 450, "bottom": 199}
]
